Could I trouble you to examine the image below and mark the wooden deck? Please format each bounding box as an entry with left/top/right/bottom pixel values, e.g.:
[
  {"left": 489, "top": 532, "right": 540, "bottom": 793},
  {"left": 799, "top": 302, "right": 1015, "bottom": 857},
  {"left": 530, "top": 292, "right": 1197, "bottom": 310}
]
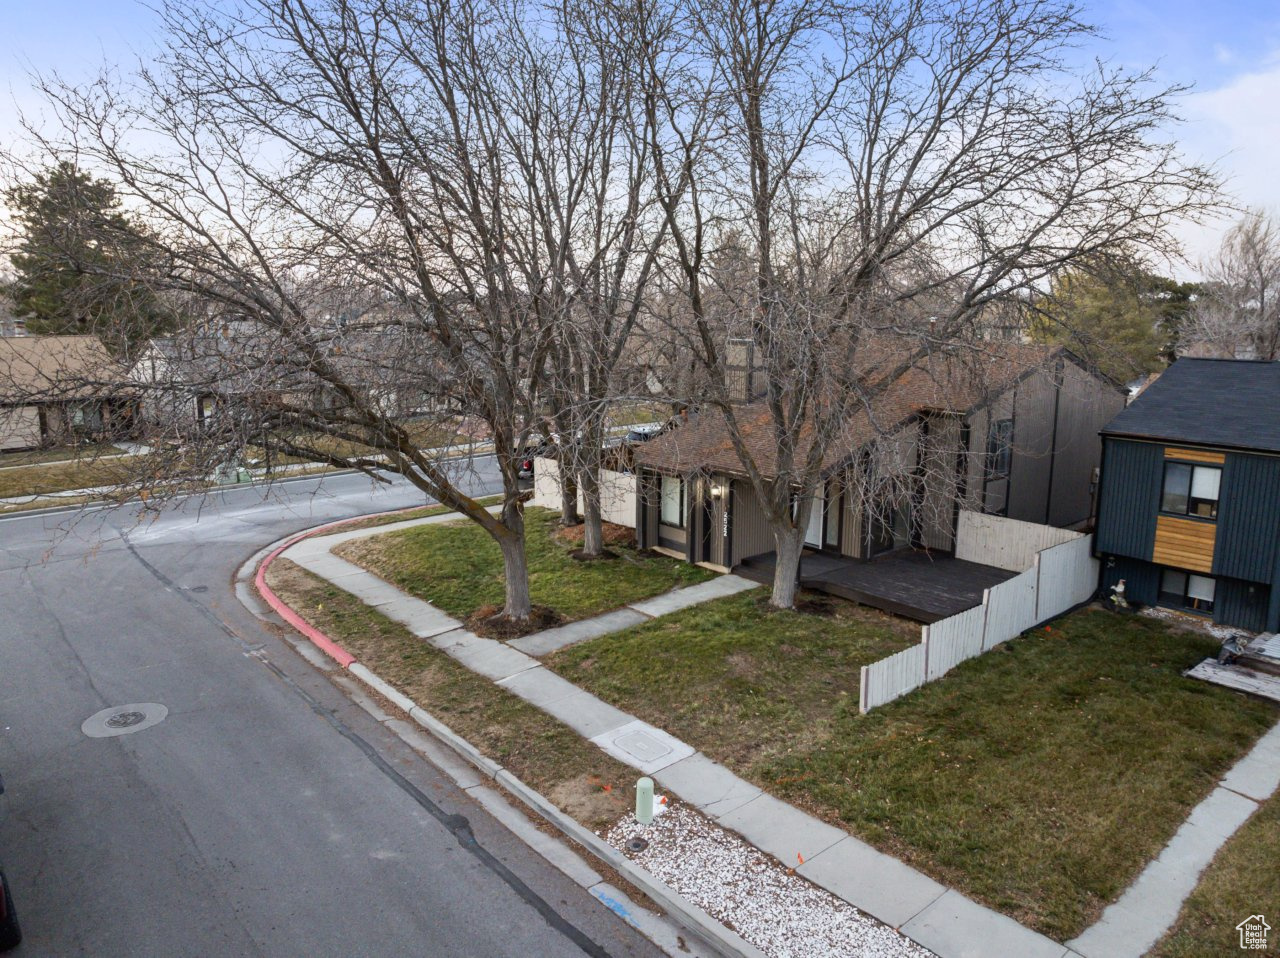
[
  {"left": 736, "top": 548, "right": 1016, "bottom": 623},
  {"left": 1186, "top": 658, "right": 1280, "bottom": 704}
]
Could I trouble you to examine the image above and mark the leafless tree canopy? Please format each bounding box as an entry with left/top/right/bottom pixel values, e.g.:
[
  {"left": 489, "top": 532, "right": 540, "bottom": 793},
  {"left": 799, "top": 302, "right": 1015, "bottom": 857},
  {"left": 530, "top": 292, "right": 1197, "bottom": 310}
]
[
  {"left": 3, "top": 0, "right": 1218, "bottom": 612},
  {"left": 1183, "top": 210, "right": 1280, "bottom": 361},
  {"left": 633, "top": 0, "right": 1215, "bottom": 604}
]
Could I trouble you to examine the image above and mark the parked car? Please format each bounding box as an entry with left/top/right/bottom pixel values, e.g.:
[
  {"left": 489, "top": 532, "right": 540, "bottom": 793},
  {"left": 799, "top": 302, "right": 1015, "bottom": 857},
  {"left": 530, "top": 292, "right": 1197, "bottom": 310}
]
[
  {"left": 624, "top": 423, "right": 663, "bottom": 444},
  {"left": 517, "top": 440, "right": 556, "bottom": 480},
  {"left": 0, "top": 772, "right": 21, "bottom": 952}
]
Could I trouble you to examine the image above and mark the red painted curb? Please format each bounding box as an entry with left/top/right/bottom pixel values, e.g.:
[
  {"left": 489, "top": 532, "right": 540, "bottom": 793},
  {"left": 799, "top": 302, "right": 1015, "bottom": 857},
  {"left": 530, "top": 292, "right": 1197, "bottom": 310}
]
[{"left": 253, "top": 505, "right": 425, "bottom": 669}]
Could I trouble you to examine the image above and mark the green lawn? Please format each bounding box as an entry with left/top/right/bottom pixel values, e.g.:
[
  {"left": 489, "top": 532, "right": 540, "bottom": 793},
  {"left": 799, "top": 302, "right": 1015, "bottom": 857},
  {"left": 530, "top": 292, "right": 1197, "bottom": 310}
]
[
  {"left": 333, "top": 506, "right": 715, "bottom": 624},
  {"left": 549, "top": 606, "right": 1277, "bottom": 941},
  {"left": 548, "top": 591, "right": 918, "bottom": 769},
  {"left": 1152, "top": 792, "right": 1280, "bottom": 957},
  {"left": 265, "top": 559, "right": 637, "bottom": 829}
]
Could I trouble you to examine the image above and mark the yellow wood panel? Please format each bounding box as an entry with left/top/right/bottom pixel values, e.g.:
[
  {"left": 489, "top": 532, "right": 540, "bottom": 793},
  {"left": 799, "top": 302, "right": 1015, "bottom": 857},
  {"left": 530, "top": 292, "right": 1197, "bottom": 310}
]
[
  {"left": 1152, "top": 515, "right": 1216, "bottom": 573},
  {"left": 1164, "top": 447, "right": 1226, "bottom": 464}
]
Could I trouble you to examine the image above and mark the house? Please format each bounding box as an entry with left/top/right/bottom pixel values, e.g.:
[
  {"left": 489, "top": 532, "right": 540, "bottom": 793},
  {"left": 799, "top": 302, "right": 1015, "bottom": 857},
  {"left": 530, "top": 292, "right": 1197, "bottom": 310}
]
[
  {"left": 129, "top": 320, "right": 455, "bottom": 437},
  {"left": 1096, "top": 358, "right": 1280, "bottom": 633},
  {"left": 0, "top": 335, "right": 127, "bottom": 451},
  {"left": 633, "top": 343, "right": 1125, "bottom": 573}
]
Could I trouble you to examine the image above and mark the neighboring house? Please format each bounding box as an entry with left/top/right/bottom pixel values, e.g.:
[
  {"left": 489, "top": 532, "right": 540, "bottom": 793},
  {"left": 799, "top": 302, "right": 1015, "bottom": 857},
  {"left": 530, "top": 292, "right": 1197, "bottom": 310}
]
[
  {"left": 1096, "top": 358, "right": 1280, "bottom": 633},
  {"left": 633, "top": 343, "right": 1125, "bottom": 570},
  {"left": 128, "top": 337, "right": 214, "bottom": 430},
  {"left": 129, "top": 322, "right": 456, "bottom": 437},
  {"left": 0, "top": 335, "right": 127, "bottom": 451}
]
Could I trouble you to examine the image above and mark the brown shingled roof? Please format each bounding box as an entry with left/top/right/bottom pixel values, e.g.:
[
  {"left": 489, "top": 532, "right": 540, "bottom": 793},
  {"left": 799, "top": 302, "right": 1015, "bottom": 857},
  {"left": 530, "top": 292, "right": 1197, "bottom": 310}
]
[
  {"left": 635, "top": 342, "right": 1065, "bottom": 479},
  {"left": 0, "top": 335, "right": 121, "bottom": 403}
]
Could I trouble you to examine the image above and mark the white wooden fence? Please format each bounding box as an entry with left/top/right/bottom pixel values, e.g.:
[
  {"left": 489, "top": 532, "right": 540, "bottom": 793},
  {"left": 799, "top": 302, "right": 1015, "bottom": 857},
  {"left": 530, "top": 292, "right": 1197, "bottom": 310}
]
[
  {"left": 954, "top": 511, "right": 1080, "bottom": 572},
  {"left": 530, "top": 457, "right": 638, "bottom": 529},
  {"left": 860, "top": 512, "right": 1099, "bottom": 713},
  {"left": 860, "top": 644, "right": 928, "bottom": 712}
]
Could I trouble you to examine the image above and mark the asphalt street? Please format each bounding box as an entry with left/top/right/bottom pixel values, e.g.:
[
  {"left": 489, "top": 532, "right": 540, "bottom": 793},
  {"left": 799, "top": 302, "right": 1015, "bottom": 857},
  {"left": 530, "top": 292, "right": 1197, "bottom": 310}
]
[{"left": 0, "top": 458, "right": 665, "bottom": 957}]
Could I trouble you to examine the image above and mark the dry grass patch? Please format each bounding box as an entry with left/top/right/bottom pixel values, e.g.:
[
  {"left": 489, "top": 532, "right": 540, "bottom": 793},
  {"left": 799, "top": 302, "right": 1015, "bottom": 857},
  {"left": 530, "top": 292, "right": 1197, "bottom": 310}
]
[{"left": 264, "top": 558, "right": 635, "bottom": 830}]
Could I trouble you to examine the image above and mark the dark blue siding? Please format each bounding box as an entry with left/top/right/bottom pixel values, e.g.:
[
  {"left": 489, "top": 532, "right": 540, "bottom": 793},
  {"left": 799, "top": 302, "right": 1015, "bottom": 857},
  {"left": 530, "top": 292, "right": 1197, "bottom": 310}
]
[
  {"left": 1215, "top": 578, "right": 1270, "bottom": 633},
  {"left": 1100, "top": 555, "right": 1160, "bottom": 606},
  {"left": 1213, "top": 452, "right": 1280, "bottom": 584},
  {"left": 1095, "top": 439, "right": 1162, "bottom": 558}
]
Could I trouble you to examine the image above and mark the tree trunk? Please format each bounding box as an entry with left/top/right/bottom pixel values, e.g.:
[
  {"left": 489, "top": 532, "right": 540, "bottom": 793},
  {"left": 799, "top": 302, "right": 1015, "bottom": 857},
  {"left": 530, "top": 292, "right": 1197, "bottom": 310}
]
[
  {"left": 496, "top": 524, "right": 533, "bottom": 620},
  {"left": 580, "top": 466, "right": 604, "bottom": 557},
  {"left": 770, "top": 526, "right": 805, "bottom": 609},
  {"left": 559, "top": 461, "right": 580, "bottom": 526}
]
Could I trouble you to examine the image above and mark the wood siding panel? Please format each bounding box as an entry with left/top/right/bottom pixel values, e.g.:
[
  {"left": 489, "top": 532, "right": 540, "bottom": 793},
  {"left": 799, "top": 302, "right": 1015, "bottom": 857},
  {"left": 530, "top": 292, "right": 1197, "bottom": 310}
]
[
  {"left": 1048, "top": 362, "right": 1127, "bottom": 527},
  {"left": 1096, "top": 439, "right": 1163, "bottom": 557},
  {"left": 919, "top": 415, "right": 961, "bottom": 551},
  {"left": 730, "top": 479, "right": 774, "bottom": 566},
  {"left": 1152, "top": 516, "right": 1216, "bottom": 573},
  {"left": 1005, "top": 369, "right": 1056, "bottom": 523},
  {"left": 1164, "top": 447, "right": 1226, "bottom": 464},
  {"left": 1214, "top": 452, "right": 1280, "bottom": 584}
]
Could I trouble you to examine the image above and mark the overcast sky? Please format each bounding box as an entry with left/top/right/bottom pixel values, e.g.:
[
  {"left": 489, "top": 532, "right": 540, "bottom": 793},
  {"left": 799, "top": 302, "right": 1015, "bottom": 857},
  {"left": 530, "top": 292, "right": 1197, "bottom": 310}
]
[{"left": 3, "top": 0, "right": 1279, "bottom": 278}]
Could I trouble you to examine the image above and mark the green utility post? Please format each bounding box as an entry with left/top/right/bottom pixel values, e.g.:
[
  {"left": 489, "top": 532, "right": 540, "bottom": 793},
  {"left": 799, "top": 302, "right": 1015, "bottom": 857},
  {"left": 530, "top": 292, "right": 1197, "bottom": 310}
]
[{"left": 635, "top": 777, "right": 654, "bottom": 825}]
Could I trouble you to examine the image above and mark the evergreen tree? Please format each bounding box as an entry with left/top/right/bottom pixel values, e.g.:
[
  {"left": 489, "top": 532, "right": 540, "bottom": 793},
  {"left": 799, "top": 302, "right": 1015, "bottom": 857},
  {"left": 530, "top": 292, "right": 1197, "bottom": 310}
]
[
  {"left": 5, "top": 162, "right": 172, "bottom": 353},
  {"left": 1030, "top": 263, "right": 1196, "bottom": 382}
]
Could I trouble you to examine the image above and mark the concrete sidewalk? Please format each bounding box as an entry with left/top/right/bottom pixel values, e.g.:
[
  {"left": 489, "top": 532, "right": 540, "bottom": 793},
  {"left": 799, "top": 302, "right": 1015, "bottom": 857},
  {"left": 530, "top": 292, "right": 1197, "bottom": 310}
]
[{"left": 281, "top": 512, "right": 1084, "bottom": 958}]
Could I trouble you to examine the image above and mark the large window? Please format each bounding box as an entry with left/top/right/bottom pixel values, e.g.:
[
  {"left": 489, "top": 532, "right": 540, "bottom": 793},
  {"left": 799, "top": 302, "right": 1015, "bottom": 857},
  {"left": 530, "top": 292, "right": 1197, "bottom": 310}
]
[
  {"left": 986, "top": 419, "right": 1013, "bottom": 480},
  {"left": 1161, "top": 462, "right": 1221, "bottom": 519},
  {"left": 1158, "top": 569, "right": 1216, "bottom": 614},
  {"left": 659, "top": 475, "right": 685, "bottom": 527}
]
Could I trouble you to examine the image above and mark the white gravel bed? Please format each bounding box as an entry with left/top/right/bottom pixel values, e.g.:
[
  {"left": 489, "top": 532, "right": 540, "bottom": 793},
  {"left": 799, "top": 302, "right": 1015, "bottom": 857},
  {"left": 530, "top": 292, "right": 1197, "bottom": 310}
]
[
  {"left": 605, "top": 802, "right": 934, "bottom": 958},
  {"left": 1140, "top": 605, "right": 1250, "bottom": 641}
]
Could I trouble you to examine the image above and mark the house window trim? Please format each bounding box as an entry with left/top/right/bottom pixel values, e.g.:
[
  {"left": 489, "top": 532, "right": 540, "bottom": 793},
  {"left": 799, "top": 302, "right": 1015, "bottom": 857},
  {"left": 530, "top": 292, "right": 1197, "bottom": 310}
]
[
  {"left": 1157, "top": 567, "right": 1217, "bottom": 616},
  {"left": 659, "top": 474, "right": 686, "bottom": 529},
  {"left": 1159, "top": 460, "right": 1222, "bottom": 522}
]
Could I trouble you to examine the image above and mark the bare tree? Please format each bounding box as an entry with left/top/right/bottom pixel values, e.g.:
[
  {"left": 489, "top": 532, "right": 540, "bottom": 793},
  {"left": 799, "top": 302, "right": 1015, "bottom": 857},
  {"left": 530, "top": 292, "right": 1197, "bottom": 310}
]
[
  {"left": 497, "top": 0, "right": 668, "bottom": 556},
  {"left": 1183, "top": 210, "right": 1280, "bottom": 360},
  {"left": 5, "top": 0, "right": 636, "bottom": 624},
  {"left": 637, "top": 0, "right": 1217, "bottom": 607}
]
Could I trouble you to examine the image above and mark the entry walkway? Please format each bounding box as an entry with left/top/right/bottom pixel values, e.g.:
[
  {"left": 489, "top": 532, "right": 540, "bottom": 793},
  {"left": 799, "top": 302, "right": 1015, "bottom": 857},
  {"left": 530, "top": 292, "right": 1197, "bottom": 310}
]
[{"left": 281, "top": 511, "right": 1080, "bottom": 958}]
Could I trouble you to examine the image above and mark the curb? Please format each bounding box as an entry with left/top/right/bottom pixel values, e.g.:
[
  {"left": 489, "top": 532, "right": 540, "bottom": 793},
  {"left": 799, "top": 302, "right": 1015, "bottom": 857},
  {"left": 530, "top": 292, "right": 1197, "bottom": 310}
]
[
  {"left": 2, "top": 446, "right": 498, "bottom": 518},
  {"left": 244, "top": 511, "right": 764, "bottom": 958}
]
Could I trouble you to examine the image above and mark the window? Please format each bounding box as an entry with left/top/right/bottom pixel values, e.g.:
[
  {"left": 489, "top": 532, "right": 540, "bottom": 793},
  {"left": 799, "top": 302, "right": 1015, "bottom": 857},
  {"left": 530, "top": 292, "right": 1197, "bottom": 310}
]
[
  {"left": 659, "top": 475, "right": 685, "bottom": 527},
  {"left": 1158, "top": 569, "right": 1216, "bottom": 614},
  {"left": 1161, "top": 462, "right": 1220, "bottom": 519},
  {"left": 986, "top": 419, "right": 1013, "bottom": 480}
]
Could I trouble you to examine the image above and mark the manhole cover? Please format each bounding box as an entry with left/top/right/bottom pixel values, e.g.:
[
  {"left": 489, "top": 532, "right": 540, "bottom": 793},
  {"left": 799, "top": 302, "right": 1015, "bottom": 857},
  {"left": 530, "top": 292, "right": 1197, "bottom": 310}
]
[
  {"left": 82, "top": 703, "right": 169, "bottom": 739},
  {"left": 105, "top": 711, "right": 147, "bottom": 728},
  {"left": 626, "top": 837, "right": 649, "bottom": 853}
]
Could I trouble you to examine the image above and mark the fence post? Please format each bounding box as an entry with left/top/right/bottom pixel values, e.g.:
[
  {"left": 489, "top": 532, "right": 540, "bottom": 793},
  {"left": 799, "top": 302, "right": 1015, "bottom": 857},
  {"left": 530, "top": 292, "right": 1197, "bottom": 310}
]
[
  {"left": 1033, "top": 551, "right": 1043, "bottom": 622},
  {"left": 859, "top": 665, "right": 869, "bottom": 715},
  {"left": 921, "top": 626, "right": 931, "bottom": 684},
  {"left": 980, "top": 587, "right": 993, "bottom": 651}
]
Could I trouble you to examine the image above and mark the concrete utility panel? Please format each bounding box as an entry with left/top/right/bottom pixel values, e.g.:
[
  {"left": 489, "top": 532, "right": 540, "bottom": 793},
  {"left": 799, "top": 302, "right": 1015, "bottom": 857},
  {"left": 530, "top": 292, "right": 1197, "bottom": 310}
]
[{"left": 591, "top": 720, "right": 694, "bottom": 775}]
